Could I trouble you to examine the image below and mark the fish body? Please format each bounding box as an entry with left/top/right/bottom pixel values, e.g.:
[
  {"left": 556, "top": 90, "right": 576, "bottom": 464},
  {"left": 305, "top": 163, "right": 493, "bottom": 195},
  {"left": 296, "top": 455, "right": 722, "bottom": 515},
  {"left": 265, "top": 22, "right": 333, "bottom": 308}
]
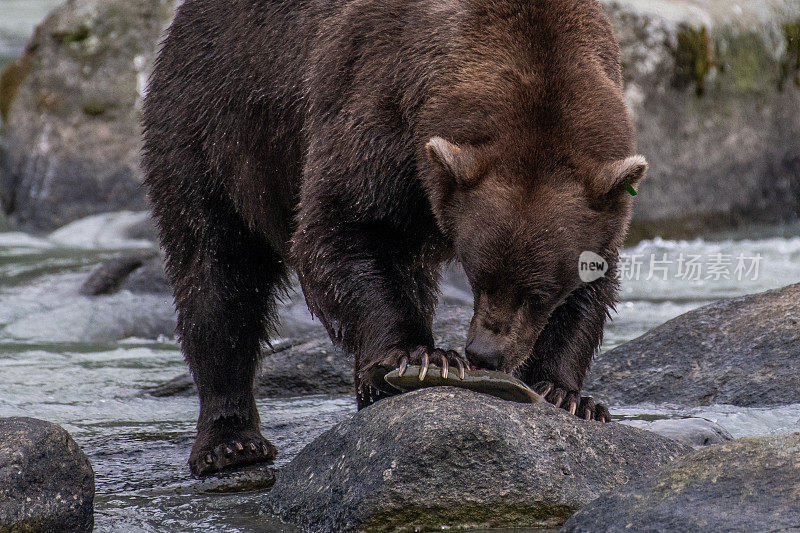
[{"left": 384, "top": 365, "right": 544, "bottom": 404}]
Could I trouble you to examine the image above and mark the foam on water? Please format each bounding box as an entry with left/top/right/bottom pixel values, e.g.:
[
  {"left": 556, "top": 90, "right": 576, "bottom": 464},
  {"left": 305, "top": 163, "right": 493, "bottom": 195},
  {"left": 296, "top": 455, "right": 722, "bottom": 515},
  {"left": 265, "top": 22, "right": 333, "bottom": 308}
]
[{"left": 614, "top": 403, "right": 800, "bottom": 438}]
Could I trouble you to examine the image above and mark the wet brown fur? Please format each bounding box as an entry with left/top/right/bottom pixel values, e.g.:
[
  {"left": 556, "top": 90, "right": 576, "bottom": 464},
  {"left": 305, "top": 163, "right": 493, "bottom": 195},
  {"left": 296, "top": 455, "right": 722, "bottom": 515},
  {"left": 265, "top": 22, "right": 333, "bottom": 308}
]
[{"left": 142, "top": 0, "right": 644, "bottom": 475}]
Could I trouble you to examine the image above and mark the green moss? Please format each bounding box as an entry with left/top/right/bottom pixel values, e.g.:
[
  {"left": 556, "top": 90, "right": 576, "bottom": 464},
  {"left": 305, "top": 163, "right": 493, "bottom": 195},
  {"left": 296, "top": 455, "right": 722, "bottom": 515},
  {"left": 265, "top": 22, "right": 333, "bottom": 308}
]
[
  {"left": 0, "top": 58, "right": 28, "bottom": 125},
  {"left": 722, "top": 33, "right": 773, "bottom": 94},
  {"left": 356, "top": 503, "right": 576, "bottom": 532},
  {"left": 672, "top": 24, "right": 713, "bottom": 97},
  {"left": 82, "top": 99, "right": 106, "bottom": 116},
  {"left": 780, "top": 19, "right": 800, "bottom": 89},
  {"left": 52, "top": 23, "right": 90, "bottom": 45}
]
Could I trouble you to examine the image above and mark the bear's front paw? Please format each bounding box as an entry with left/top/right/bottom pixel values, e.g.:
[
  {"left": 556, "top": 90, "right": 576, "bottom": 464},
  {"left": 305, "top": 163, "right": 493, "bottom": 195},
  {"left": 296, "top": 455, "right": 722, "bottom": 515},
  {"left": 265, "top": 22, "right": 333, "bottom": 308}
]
[
  {"left": 357, "top": 346, "right": 471, "bottom": 409},
  {"left": 533, "top": 381, "right": 611, "bottom": 422},
  {"left": 394, "top": 345, "right": 469, "bottom": 380}
]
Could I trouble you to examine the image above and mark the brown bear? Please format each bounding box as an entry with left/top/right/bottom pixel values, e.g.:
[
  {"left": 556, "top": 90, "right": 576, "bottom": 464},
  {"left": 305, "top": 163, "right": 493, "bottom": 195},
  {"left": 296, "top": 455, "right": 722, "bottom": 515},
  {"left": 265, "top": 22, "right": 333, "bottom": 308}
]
[{"left": 142, "top": 0, "right": 646, "bottom": 476}]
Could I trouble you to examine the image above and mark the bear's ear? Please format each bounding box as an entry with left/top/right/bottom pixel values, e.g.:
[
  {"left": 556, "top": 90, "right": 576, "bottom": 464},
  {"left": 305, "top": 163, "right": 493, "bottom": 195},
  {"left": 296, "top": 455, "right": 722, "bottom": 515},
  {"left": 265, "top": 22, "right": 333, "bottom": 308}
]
[
  {"left": 592, "top": 155, "right": 648, "bottom": 197},
  {"left": 425, "top": 137, "right": 481, "bottom": 188}
]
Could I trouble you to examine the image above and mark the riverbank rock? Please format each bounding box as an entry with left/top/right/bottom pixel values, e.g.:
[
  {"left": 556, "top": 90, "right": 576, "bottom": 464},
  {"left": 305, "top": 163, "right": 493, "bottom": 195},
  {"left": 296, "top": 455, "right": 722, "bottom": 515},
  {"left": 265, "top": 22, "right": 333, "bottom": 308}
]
[
  {"left": 562, "top": 432, "right": 800, "bottom": 532},
  {"left": 600, "top": 0, "right": 800, "bottom": 240},
  {"left": 0, "top": 417, "right": 94, "bottom": 533},
  {"left": 621, "top": 418, "right": 732, "bottom": 447},
  {"left": 0, "top": 0, "right": 177, "bottom": 231},
  {"left": 266, "top": 388, "right": 690, "bottom": 532},
  {"left": 585, "top": 283, "right": 800, "bottom": 406}
]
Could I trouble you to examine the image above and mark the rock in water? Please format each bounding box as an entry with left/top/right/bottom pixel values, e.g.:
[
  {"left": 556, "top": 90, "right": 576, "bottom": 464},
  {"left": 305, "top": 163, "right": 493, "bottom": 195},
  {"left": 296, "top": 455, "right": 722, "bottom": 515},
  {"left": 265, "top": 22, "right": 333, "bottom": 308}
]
[
  {"left": 79, "top": 249, "right": 159, "bottom": 295},
  {"left": 0, "top": 417, "right": 94, "bottom": 532},
  {"left": 561, "top": 432, "right": 800, "bottom": 533},
  {"left": 621, "top": 418, "right": 732, "bottom": 448},
  {"left": 385, "top": 366, "right": 543, "bottom": 404},
  {"left": 585, "top": 283, "right": 800, "bottom": 406},
  {"left": 266, "top": 388, "right": 690, "bottom": 532}
]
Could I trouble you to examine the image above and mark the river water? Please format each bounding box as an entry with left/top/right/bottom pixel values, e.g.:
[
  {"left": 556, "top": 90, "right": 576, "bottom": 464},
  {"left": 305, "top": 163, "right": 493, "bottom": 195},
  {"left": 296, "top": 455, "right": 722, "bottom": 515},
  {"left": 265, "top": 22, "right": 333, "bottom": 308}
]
[{"left": 1, "top": 212, "right": 800, "bottom": 531}]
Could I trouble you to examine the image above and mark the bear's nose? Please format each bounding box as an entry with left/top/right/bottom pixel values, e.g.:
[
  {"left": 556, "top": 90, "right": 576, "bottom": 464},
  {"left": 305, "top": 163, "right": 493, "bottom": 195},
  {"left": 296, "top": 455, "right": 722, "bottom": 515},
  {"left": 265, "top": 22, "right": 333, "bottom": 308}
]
[{"left": 465, "top": 337, "right": 504, "bottom": 371}]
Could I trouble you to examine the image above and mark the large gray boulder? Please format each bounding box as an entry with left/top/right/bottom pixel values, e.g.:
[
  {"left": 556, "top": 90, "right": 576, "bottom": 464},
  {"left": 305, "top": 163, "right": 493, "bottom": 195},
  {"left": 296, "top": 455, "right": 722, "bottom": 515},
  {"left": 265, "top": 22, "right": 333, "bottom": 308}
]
[
  {"left": 600, "top": 0, "right": 800, "bottom": 240},
  {"left": 585, "top": 283, "right": 800, "bottom": 406},
  {"left": 266, "top": 388, "right": 690, "bottom": 532},
  {"left": 0, "top": 417, "right": 94, "bottom": 533},
  {"left": 0, "top": 0, "right": 177, "bottom": 230},
  {"left": 562, "top": 432, "right": 800, "bottom": 533}
]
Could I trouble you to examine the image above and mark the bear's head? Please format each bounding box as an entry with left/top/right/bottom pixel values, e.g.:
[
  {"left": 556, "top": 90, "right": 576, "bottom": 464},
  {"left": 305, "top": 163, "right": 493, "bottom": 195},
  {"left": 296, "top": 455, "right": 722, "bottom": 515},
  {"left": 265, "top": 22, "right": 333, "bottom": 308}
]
[{"left": 423, "top": 136, "right": 646, "bottom": 373}]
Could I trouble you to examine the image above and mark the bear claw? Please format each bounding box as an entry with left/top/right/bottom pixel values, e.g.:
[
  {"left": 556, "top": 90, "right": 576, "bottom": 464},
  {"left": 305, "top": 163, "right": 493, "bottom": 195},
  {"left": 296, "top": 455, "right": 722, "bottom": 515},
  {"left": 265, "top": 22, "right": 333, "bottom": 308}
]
[
  {"left": 398, "top": 356, "right": 409, "bottom": 376},
  {"left": 533, "top": 381, "right": 610, "bottom": 422},
  {"left": 404, "top": 346, "right": 467, "bottom": 381},
  {"left": 419, "top": 351, "right": 430, "bottom": 380},
  {"left": 190, "top": 434, "right": 277, "bottom": 477}
]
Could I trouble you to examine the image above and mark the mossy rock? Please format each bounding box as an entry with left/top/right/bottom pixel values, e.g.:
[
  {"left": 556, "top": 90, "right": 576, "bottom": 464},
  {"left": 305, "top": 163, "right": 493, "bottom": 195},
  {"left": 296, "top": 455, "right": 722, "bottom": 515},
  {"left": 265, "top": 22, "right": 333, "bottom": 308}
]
[
  {"left": 0, "top": 58, "right": 29, "bottom": 125},
  {"left": 671, "top": 24, "right": 713, "bottom": 96},
  {"left": 0, "top": 0, "right": 178, "bottom": 231},
  {"left": 781, "top": 19, "right": 800, "bottom": 88},
  {"left": 81, "top": 99, "right": 106, "bottom": 116},
  {"left": 51, "top": 23, "right": 90, "bottom": 45}
]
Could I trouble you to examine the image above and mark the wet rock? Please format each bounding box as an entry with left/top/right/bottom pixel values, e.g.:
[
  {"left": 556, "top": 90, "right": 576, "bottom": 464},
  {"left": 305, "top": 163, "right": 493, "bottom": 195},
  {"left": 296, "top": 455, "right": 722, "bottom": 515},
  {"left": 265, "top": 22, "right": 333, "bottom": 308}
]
[
  {"left": 622, "top": 418, "right": 732, "bottom": 447},
  {"left": 1, "top": 292, "right": 175, "bottom": 342},
  {"left": 80, "top": 249, "right": 169, "bottom": 296},
  {"left": 147, "top": 336, "right": 354, "bottom": 398},
  {"left": 562, "top": 432, "right": 800, "bottom": 533},
  {"left": 0, "top": 0, "right": 178, "bottom": 231},
  {"left": 120, "top": 254, "right": 170, "bottom": 294},
  {"left": 146, "top": 465, "right": 278, "bottom": 496},
  {"left": 47, "top": 211, "right": 158, "bottom": 249},
  {"left": 79, "top": 249, "right": 159, "bottom": 295},
  {"left": 266, "top": 387, "right": 690, "bottom": 532},
  {"left": 600, "top": 0, "right": 800, "bottom": 240},
  {"left": 0, "top": 417, "right": 94, "bottom": 533},
  {"left": 585, "top": 283, "right": 800, "bottom": 406}
]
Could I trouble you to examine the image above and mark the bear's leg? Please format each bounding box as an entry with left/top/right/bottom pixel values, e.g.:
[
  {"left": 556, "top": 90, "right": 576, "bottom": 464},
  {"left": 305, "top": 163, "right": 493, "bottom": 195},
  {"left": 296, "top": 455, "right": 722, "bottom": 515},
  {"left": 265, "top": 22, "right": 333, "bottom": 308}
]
[
  {"left": 520, "top": 279, "right": 614, "bottom": 422},
  {"left": 161, "top": 204, "right": 285, "bottom": 476},
  {"left": 293, "top": 220, "right": 467, "bottom": 409}
]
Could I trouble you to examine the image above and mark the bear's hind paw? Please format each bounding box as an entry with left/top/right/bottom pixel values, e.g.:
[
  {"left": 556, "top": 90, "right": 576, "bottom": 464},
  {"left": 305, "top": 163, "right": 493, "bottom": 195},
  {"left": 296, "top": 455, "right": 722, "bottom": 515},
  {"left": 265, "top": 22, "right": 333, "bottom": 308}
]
[{"left": 189, "top": 433, "right": 277, "bottom": 477}]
